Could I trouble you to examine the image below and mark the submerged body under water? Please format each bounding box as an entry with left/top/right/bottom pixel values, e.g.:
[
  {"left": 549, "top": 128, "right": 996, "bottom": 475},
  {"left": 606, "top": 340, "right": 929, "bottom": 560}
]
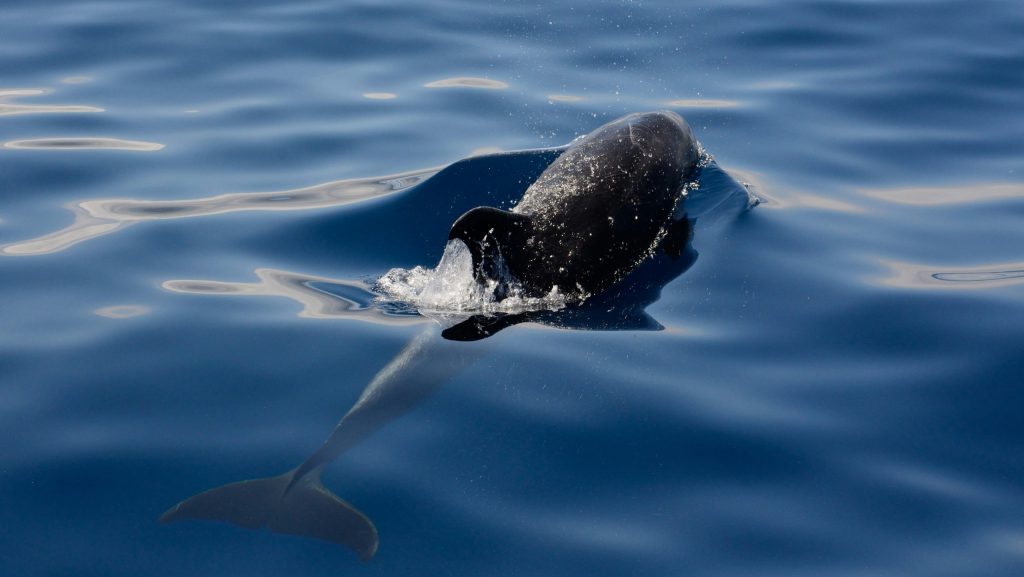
[{"left": 2, "top": 0, "right": 1024, "bottom": 576}]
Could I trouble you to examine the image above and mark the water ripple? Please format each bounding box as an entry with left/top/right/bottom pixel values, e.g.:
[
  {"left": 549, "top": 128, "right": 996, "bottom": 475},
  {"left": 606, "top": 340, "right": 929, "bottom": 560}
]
[
  {"left": 59, "top": 76, "right": 93, "bottom": 85},
  {"left": 860, "top": 182, "right": 1024, "bottom": 205},
  {"left": 4, "top": 138, "right": 164, "bottom": 151},
  {"left": 94, "top": 305, "right": 150, "bottom": 319},
  {"left": 547, "top": 94, "right": 584, "bottom": 103},
  {"left": 163, "top": 268, "right": 425, "bottom": 325},
  {"left": 876, "top": 259, "right": 1024, "bottom": 289},
  {"left": 932, "top": 270, "right": 1024, "bottom": 283},
  {"left": 0, "top": 88, "right": 103, "bottom": 116},
  {"left": 424, "top": 77, "right": 509, "bottom": 89},
  {"left": 2, "top": 165, "right": 441, "bottom": 256},
  {"left": 664, "top": 98, "right": 742, "bottom": 109},
  {"left": 724, "top": 168, "right": 863, "bottom": 213}
]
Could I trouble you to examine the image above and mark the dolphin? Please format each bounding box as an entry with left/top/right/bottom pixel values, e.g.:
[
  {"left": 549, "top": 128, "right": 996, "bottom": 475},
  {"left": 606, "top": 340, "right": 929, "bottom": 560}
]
[
  {"left": 160, "top": 111, "right": 704, "bottom": 560},
  {"left": 448, "top": 110, "right": 700, "bottom": 300}
]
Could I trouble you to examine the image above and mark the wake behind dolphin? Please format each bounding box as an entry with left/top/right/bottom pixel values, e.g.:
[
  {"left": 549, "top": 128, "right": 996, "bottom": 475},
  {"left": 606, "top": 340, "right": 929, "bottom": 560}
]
[{"left": 161, "top": 112, "right": 726, "bottom": 559}]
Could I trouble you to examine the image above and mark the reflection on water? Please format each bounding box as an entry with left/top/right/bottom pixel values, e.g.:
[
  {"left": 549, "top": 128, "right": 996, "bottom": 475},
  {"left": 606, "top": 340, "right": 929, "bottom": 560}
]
[
  {"left": 726, "top": 168, "right": 864, "bottom": 213},
  {"left": 748, "top": 80, "right": 800, "bottom": 90},
  {"left": 729, "top": 171, "right": 1020, "bottom": 216},
  {"left": 362, "top": 92, "right": 397, "bottom": 100},
  {"left": 424, "top": 77, "right": 509, "bottom": 89},
  {"left": 0, "top": 88, "right": 103, "bottom": 116},
  {"left": 665, "top": 98, "right": 742, "bottom": 109},
  {"left": 163, "top": 269, "right": 426, "bottom": 326},
  {"left": 94, "top": 305, "right": 150, "bottom": 318},
  {"left": 547, "top": 94, "right": 584, "bottom": 102},
  {"left": 2, "top": 165, "right": 441, "bottom": 256},
  {"left": 859, "top": 182, "right": 1024, "bottom": 205},
  {"left": 934, "top": 270, "right": 1024, "bottom": 282},
  {"left": 4, "top": 138, "right": 165, "bottom": 151},
  {"left": 876, "top": 259, "right": 1024, "bottom": 289},
  {"left": 753, "top": 190, "right": 861, "bottom": 214}
]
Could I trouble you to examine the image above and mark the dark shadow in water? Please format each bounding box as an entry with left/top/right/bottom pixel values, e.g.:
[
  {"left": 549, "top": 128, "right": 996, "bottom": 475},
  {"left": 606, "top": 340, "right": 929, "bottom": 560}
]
[{"left": 161, "top": 149, "right": 751, "bottom": 561}]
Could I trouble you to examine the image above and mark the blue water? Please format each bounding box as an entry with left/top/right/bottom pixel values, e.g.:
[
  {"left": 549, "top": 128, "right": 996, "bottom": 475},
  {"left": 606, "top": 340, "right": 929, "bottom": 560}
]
[{"left": 2, "top": 0, "right": 1023, "bottom": 575}]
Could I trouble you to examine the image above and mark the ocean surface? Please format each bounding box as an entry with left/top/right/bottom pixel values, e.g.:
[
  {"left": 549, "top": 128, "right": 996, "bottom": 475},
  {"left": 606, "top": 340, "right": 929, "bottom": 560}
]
[{"left": 2, "top": 1, "right": 1023, "bottom": 575}]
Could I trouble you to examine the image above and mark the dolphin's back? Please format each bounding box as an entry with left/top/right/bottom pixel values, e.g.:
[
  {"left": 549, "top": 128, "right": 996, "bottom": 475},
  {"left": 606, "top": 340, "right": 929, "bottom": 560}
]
[
  {"left": 510, "top": 111, "right": 699, "bottom": 296},
  {"left": 515, "top": 111, "right": 697, "bottom": 219}
]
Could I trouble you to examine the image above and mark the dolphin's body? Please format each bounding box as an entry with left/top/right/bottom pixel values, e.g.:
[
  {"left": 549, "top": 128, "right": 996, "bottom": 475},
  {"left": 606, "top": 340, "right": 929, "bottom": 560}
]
[
  {"left": 160, "top": 329, "right": 485, "bottom": 560},
  {"left": 449, "top": 110, "right": 699, "bottom": 299},
  {"left": 160, "top": 111, "right": 703, "bottom": 560}
]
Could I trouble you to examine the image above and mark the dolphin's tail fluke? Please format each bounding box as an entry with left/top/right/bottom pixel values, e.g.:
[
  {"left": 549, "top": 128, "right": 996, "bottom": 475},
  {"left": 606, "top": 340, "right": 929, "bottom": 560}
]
[{"left": 159, "top": 469, "right": 379, "bottom": 561}]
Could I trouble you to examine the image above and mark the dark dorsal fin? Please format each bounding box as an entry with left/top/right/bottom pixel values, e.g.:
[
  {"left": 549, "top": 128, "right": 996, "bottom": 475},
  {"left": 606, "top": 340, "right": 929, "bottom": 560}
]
[{"left": 447, "top": 206, "right": 532, "bottom": 283}]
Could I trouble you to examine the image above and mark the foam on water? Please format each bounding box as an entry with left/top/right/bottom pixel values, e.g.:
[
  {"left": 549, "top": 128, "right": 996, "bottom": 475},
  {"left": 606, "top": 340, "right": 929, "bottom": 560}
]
[{"left": 376, "top": 239, "right": 569, "bottom": 315}]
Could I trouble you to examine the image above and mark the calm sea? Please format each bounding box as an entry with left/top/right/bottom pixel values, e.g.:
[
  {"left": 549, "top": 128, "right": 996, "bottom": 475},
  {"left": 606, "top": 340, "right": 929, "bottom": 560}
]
[{"left": 1, "top": 1, "right": 1022, "bottom": 576}]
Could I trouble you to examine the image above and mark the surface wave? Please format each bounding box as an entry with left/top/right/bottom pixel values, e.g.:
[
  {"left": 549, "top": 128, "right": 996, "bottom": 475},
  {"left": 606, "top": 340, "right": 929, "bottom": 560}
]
[{"left": 2, "top": 166, "right": 441, "bottom": 256}]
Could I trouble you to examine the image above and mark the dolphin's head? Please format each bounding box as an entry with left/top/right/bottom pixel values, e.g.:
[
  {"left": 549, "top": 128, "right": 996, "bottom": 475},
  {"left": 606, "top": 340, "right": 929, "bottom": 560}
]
[{"left": 622, "top": 110, "right": 699, "bottom": 178}]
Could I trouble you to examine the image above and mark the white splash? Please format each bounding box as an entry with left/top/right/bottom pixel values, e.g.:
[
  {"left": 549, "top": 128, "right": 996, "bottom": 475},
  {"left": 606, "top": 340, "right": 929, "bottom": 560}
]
[{"left": 376, "top": 239, "right": 567, "bottom": 314}]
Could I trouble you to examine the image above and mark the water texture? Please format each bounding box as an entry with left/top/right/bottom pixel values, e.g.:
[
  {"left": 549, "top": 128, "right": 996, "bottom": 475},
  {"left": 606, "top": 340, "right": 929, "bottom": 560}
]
[{"left": 1, "top": 1, "right": 1022, "bottom": 576}]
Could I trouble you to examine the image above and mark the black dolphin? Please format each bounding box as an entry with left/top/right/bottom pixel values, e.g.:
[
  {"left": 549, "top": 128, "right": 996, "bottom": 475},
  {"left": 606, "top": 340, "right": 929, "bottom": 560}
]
[
  {"left": 160, "top": 112, "right": 710, "bottom": 561},
  {"left": 448, "top": 111, "right": 700, "bottom": 300}
]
